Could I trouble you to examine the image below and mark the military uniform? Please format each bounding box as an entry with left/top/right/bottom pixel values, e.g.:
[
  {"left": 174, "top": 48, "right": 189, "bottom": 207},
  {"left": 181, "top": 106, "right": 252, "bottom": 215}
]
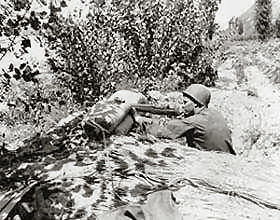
[
  {"left": 165, "top": 107, "right": 236, "bottom": 155},
  {"left": 171, "top": 84, "right": 236, "bottom": 155},
  {"left": 143, "top": 84, "right": 236, "bottom": 155}
]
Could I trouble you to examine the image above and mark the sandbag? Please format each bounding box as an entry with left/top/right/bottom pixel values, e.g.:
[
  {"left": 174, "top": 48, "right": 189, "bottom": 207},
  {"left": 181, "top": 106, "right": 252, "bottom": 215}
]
[
  {"left": 82, "top": 100, "right": 134, "bottom": 139},
  {"left": 97, "top": 190, "right": 183, "bottom": 220},
  {"left": 83, "top": 90, "right": 148, "bottom": 139},
  {"left": 114, "top": 113, "right": 135, "bottom": 135},
  {"left": 108, "top": 90, "right": 147, "bottom": 105}
]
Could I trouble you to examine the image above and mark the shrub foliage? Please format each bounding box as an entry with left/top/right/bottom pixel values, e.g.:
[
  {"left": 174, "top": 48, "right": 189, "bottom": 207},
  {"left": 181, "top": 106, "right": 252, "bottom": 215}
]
[
  {"left": 238, "top": 19, "right": 244, "bottom": 35},
  {"left": 0, "top": 0, "right": 223, "bottom": 147},
  {"left": 1, "top": 0, "right": 221, "bottom": 106},
  {"left": 275, "top": 16, "right": 280, "bottom": 38},
  {"left": 255, "top": 0, "right": 272, "bottom": 41},
  {"left": 46, "top": 0, "right": 221, "bottom": 103}
]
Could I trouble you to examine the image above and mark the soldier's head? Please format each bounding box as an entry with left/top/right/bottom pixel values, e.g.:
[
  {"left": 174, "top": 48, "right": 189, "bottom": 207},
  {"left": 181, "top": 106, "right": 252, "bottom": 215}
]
[{"left": 182, "top": 84, "right": 211, "bottom": 108}]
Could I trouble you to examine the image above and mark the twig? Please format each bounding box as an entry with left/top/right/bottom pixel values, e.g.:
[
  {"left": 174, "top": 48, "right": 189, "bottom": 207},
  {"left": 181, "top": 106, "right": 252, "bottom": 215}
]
[
  {"left": 176, "top": 177, "right": 280, "bottom": 211},
  {"left": 83, "top": 119, "right": 110, "bottom": 135}
]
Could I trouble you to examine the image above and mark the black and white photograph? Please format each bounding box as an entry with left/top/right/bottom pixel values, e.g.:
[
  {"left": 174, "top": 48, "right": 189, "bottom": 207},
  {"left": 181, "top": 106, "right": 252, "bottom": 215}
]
[{"left": 1, "top": 0, "right": 280, "bottom": 219}]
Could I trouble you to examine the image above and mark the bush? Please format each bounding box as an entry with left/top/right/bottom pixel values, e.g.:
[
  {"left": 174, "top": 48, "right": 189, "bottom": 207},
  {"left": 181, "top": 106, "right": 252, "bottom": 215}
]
[
  {"left": 238, "top": 20, "right": 244, "bottom": 35},
  {"left": 0, "top": 1, "right": 82, "bottom": 141},
  {"left": 275, "top": 17, "right": 280, "bottom": 38},
  {"left": 46, "top": 0, "right": 220, "bottom": 103},
  {"left": 255, "top": 0, "right": 272, "bottom": 41}
]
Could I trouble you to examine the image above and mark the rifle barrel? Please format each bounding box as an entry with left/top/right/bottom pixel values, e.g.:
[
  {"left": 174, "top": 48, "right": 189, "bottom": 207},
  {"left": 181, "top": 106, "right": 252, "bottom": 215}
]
[{"left": 131, "top": 104, "right": 179, "bottom": 115}]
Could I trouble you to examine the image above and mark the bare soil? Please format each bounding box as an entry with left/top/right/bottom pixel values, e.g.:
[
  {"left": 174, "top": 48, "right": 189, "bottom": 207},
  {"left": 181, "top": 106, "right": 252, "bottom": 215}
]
[{"left": 212, "top": 41, "right": 280, "bottom": 161}]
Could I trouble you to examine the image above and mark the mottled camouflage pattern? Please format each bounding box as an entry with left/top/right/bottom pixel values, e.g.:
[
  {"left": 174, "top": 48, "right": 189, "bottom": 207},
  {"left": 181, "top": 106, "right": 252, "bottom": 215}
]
[
  {"left": 1, "top": 134, "right": 188, "bottom": 220},
  {"left": 2, "top": 91, "right": 279, "bottom": 220},
  {"left": 83, "top": 100, "right": 132, "bottom": 134},
  {"left": 97, "top": 190, "right": 183, "bottom": 220}
]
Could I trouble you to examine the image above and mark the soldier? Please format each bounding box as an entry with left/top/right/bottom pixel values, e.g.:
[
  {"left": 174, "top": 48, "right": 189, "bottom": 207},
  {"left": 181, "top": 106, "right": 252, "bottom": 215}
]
[{"left": 166, "top": 84, "right": 236, "bottom": 155}]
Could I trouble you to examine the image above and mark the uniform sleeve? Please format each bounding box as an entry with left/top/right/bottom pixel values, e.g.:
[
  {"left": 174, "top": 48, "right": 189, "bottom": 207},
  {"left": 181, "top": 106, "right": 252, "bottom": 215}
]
[{"left": 165, "top": 119, "right": 195, "bottom": 139}]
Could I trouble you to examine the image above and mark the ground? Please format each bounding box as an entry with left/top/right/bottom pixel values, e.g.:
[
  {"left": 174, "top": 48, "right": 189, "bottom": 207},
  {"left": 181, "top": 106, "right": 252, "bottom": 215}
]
[
  {"left": 1, "top": 40, "right": 280, "bottom": 219},
  {"left": 212, "top": 40, "right": 280, "bottom": 161}
]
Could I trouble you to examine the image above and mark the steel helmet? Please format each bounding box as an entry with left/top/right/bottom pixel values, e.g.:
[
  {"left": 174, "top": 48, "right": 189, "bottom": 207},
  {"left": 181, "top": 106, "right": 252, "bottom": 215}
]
[{"left": 183, "top": 84, "right": 211, "bottom": 107}]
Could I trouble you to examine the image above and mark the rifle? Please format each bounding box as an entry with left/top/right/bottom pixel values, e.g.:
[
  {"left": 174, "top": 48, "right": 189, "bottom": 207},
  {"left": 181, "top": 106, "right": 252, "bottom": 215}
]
[
  {"left": 131, "top": 103, "right": 194, "bottom": 117},
  {"left": 131, "top": 104, "right": 179, "bottom": 115}
]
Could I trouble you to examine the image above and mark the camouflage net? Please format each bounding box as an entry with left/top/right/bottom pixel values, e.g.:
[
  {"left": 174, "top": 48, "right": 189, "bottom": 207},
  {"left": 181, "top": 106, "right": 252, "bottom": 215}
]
[{"left": 1, "top": 91, "right": 280, "bottom": 219}]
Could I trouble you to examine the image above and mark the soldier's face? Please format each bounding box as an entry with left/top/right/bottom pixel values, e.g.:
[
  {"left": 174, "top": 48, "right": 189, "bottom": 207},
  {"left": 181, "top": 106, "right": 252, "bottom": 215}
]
[
  {"left": 183, "top": 96, "right": 204, "bottom": 116},
  {"left": 183, "top": 96, "right": 198, "bottom": 108}
]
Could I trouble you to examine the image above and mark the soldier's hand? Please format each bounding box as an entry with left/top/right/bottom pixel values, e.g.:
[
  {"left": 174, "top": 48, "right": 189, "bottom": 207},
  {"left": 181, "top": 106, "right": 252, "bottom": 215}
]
[
  {"left": 135, "top": 115, "right": 153, "bottom": 126},
  {"left": 174, "top": 104, "right": 184, "bottom": 114},
  {"left": 174, "top": 102, "right": 195, "bottom": 117},
  {"left": 183, "top": 102, "right": 195, "bottom": 115}
]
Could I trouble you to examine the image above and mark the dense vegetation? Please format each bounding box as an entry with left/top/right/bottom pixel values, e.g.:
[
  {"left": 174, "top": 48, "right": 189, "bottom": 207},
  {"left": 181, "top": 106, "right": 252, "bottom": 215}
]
[
  {"left": 0, "top": 0, "right": 222, "bottom": 142},
  {"left": 47, "top": 0, "right": 221, "bottom": 104},
  {"left": 275, "top": 16, "right": 280, "bottom": 38},
  {"left": 255, "top": 0, "right": 272, "bottom": 40}
]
